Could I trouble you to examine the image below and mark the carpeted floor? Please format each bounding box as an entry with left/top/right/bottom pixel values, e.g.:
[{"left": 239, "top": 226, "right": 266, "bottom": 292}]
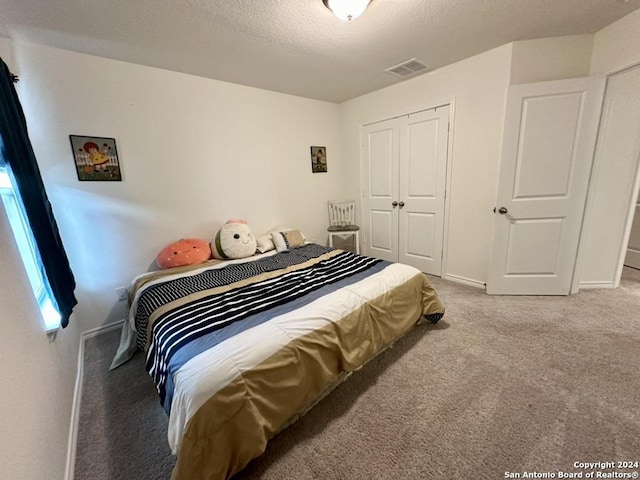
[{"left": 74, "top": 267, "right": 640, "bottom": 480}]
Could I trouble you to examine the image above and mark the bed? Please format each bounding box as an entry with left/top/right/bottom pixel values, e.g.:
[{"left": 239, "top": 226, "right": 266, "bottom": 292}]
[{"left": 111, "top": 243, "right": 445, "bottom": 480}]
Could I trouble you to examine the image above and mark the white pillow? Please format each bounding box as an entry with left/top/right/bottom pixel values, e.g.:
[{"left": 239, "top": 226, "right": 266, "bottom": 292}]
[{"left": 256, "top": 233, "right": 275, "bottom": 254}]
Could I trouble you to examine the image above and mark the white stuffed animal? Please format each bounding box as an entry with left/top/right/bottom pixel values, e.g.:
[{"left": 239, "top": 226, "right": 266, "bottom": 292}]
[{"left": 211, "top": 219, "right": 257, "bottom": 260}]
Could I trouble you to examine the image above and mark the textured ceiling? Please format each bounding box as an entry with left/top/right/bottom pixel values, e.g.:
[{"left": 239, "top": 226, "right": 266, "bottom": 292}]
[{"left": 1, "top": 0, "right": 640, "bottom": 103}]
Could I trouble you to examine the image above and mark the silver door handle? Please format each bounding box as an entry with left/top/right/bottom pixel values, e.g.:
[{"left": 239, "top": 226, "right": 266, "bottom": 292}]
[
  {"left": 398, "top": 201, "right": 405, "bottom": 208},
  {"left": 392, "top": 201, "right": 398, "bottom": 208},
  {"left": 498, "top": 206, "right": 508, "bottom": 214}
]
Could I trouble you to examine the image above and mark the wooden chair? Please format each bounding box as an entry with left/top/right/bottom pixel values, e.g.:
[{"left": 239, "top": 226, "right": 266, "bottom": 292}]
[{"left": 327, "top": 200, "right": 360, "bottom": 254}]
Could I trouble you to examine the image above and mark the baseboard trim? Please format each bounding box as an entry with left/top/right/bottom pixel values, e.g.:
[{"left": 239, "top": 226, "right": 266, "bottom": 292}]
[
  {"left": 579, "top": 281, "right": 615, "bottom": 289},
  {"left": 444, "top": 273, "right": 486, "bottom": 289},
  {"left": 64, "top": 331, "right": 85, "bottom": 480},
  {"left": 65, "top": 319, "right": 125, "bottom": 480},
  {"left": 82, "top": 319, "right": 125, "bottom": 339}
]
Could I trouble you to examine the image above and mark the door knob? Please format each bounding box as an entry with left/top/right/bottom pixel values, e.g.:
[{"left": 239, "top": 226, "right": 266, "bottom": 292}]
[
  {"left": 498, "top": 206, "right": 508, "bottom": 214},
  {"left": 398, "top": 201, "right": 405, "bottom": 208},
  {"left": 392, "top": 201, "right": 398, "bottom": 207}
]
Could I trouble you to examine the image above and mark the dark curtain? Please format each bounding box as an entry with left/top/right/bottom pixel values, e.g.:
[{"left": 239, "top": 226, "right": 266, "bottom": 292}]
[{"left": 0, "top": 58, "right": 77, "bottom": 327}]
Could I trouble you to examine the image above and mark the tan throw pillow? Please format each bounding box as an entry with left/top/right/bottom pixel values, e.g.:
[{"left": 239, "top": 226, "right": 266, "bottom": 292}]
[{"left": 271, "top": 229, "right": 305, "bottom": 252}]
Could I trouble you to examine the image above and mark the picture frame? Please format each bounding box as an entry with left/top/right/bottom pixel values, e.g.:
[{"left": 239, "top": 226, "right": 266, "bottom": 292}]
[
  {"left": 69, "top": 135, "right": 122, "bottom": 181},
  {"left": 310, "top": 146, "right": 327, "bottom": 173}
]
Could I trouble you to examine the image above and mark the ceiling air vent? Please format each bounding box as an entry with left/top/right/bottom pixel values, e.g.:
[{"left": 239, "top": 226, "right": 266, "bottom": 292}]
[{"left": 385, "top": 58, "right": 429, "bottom": 77}]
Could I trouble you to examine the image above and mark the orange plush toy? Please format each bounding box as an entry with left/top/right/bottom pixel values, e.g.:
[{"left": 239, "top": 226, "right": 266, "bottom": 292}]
[{"left": 156, "top": 238, "right": 212, "bottom": 269}]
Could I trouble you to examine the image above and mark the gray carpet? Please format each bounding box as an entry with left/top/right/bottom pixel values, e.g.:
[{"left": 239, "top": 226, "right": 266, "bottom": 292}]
[{"left": 74, "top": 267, "right": 640, "bottom": 480}]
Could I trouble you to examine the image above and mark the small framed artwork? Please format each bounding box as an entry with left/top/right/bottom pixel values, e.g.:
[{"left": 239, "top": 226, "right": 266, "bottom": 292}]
[
  {"left": 69, "top": 135, "right": 122, "bottom": 181},
  {"left": 310, "top": 146, "right": 327, "bottom": 173}
]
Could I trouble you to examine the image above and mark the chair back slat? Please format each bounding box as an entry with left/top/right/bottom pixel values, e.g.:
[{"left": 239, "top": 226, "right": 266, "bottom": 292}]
[
  {"left": 327, "top": 200, "right": 360, "bottom": 253},
  {"left": 328, "top": 200, "right": 356, "bottom": 227}
]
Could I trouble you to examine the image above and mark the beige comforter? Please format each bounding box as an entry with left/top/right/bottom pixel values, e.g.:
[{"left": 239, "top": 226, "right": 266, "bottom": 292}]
[{"left": 116, "top": 245, "right": 444, "bottom": 480}]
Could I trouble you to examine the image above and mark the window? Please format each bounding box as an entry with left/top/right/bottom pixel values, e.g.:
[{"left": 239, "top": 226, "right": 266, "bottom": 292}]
[{"left": 0, "top": 165, "right": 61, "bottom": 331}]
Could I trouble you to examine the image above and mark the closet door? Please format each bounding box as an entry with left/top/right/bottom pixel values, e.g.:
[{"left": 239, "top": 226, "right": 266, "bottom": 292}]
[
  {"left": 362, "top": 106, "right": 450, "bottom": 274},
  {"left": 361, "top": 118, "right": 399, "bottom": 262},
  {"left": 398, "top": 106, "right": 449, "bottom": 275}
]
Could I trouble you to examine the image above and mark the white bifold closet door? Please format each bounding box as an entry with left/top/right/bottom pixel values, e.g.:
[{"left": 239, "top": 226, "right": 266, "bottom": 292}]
[{"left": 361, "top": 106, "right": 449, "bottom": 276}]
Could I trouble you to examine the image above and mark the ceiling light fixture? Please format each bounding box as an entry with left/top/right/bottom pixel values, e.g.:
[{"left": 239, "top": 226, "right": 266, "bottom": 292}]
[{"left": 322, "top": 0, "right": 372, "bottom": 21}]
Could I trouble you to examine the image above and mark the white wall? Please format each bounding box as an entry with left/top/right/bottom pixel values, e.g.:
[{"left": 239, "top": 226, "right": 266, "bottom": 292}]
[
  {"left": 342, "top": 44, "right": 513, "bottom": 286},
  {"left": 0, "top": 38, "right": 80, "bottom": 480},
  {"left": 578, "top": 9, "right": 640, "bottom": 287},
  {"left": 590, "top": 7, "right": 640, "bottom": 76},
  {"left": 510, "top": 35, "right": 593, "bottom": 85},
  {"left": 0, "top": 173, "right": 80, "bottom": 479},
  {"left": 8, "top": 40, "right": 345, "bottom": 332}
]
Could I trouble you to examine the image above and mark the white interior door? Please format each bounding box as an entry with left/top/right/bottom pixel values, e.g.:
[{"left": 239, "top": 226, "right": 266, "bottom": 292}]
[
  {"left": 625, "top": 190, "right": 640, "bottom": 269},
  {"left": 398, "top": 106, "right": 449, "bottom": 275},
  {"left": 361, "top": 118, "right": 399, "bottom": 263},
  {"left": 487, "top": 77, "right": 605, "bottom": 295}
]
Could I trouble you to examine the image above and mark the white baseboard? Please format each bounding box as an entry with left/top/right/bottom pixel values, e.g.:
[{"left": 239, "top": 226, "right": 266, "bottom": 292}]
[
  {"left": 579, "top": 281, "right": 616, "bottom": 289},
  {"left": 444, "top": 273, "right": 486, "bottom": 289},
  {"left": 82, "top": 319, "right": 124, "bottom": 340},
  {"left": 65, "top": 319, "right": 125, "bottom": 480}
]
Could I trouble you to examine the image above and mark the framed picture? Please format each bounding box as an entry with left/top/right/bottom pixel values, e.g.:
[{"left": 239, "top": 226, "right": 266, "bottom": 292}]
[
  {"left": 69, "top": 135, "right": 122, "bottom": 181},
  {"left": 310, "top": 146, "right": 327, "bottom": 173}
]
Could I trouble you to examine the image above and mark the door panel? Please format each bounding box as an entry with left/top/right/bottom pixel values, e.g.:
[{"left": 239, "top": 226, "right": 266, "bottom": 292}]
[
  {"left": 362, "top": 119, "right": 399, "bottom": 262},
  {"left": 514, "top": 93, "right": 582, "bottom": 198},
  {"left": 370, "top": 210, "right": 394, "bottom": 252},
  {"left": 407, "top": 119, "right": 438, "bottom": 197},
  {"left": 405, "top": 212, "right": 435, "bottom": 258},
  {"left": 399, "top": 107, "right": 449, "bottom": 275},
  {"left": 504, "top": 218, "right": 563, "bottom": 275},
  {"left": 488, "top": 77, "right": 605, "bottom": 295},
  {"left": 369, "top": 129, "right": 395, "bottom": 197}
]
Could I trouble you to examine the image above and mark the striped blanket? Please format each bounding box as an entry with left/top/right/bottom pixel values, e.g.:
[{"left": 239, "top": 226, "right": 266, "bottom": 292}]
[
  {"left": 140, "top": 245, "right": 383, "bottom": 411},
  {"left": 117, "top": 244, "right": 445, "bottom": 480}
]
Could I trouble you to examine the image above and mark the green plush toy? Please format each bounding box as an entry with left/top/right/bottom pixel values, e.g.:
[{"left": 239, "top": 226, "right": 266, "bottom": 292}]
[{"left": 211, "top": 219, "right": 257, "bottom": 260}]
